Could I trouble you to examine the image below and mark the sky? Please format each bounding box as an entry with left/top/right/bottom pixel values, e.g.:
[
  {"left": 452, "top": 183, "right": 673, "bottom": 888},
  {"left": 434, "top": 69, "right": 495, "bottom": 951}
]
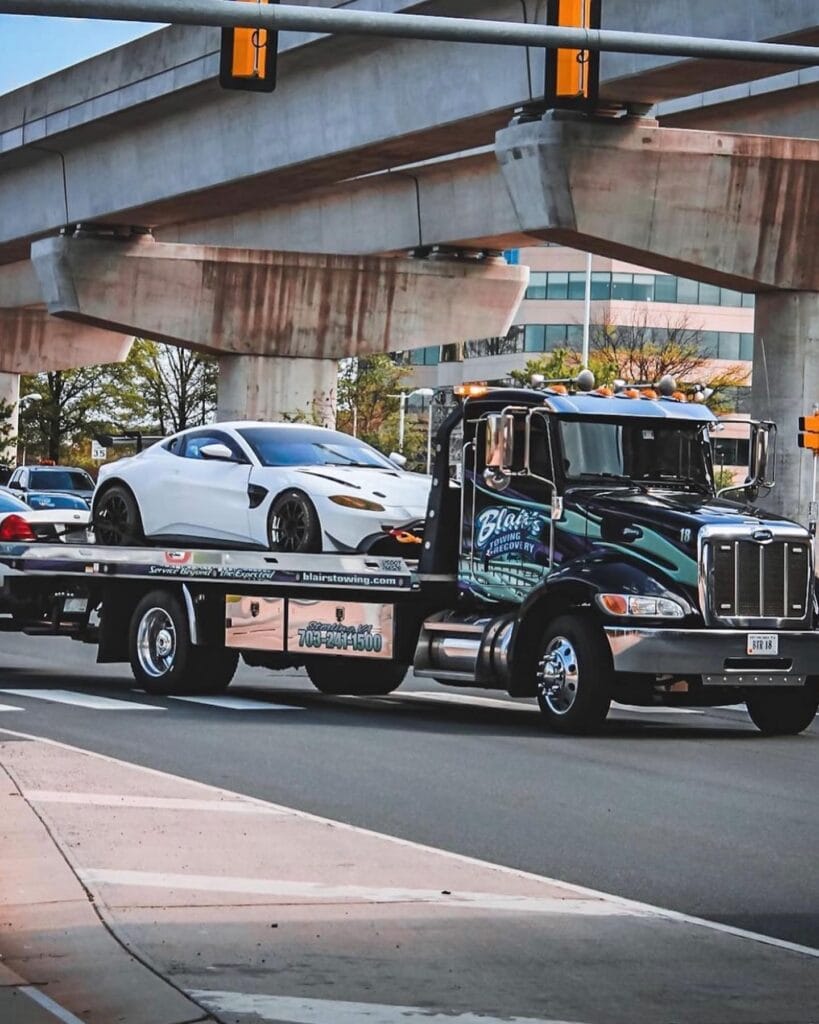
[{"left": 0, "top": 15, "right": 165, "bottom": 95}]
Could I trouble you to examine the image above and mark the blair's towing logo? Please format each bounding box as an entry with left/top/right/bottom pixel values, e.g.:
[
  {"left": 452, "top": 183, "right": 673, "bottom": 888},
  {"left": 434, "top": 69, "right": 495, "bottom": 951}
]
[{"left": 474, "top": 507, "right": 547, "bottom": 558}]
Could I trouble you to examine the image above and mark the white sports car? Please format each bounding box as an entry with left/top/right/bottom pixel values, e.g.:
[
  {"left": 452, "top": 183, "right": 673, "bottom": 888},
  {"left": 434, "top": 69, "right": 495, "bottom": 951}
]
[{"left": 92, "top": 422, "right": 430, "bottom": 553}]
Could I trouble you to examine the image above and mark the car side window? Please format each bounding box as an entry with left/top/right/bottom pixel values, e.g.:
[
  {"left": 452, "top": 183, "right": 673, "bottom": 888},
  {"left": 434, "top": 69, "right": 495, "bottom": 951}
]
[
  {"left": 181, "top": 431, "right": 243, "bottom": 461},
  {"left": 165, "top": 437, "right": 182, "bottom": 456}
]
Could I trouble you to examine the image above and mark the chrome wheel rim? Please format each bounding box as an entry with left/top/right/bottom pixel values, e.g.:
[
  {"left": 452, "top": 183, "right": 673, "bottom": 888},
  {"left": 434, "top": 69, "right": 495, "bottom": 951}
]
[
  {"left": 538, "top": 635, "right": 580, "bottom": 715},
  {"left": 270, "top": 499, "right": 309, "bottom": 551},
  {"left": 136, "top": 607, "right": 176, "bottom": 678}
]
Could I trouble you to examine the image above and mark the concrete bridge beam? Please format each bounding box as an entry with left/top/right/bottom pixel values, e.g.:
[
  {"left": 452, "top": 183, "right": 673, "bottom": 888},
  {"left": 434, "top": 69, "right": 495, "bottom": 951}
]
[
  {"left": 0, "top": 309, "right": 132, "bottom": 374},
  {"left": 496, "top": 115, "right": 819, "bottom": 292},
  {"left": 217, "top": 355, "right": 337, "bottom": 427},
  {"left": 753, "top": 292, "right": 819, "bottom": 522},
  {"left": 30, "top": 234, "right": 528, "bottom": 424}
]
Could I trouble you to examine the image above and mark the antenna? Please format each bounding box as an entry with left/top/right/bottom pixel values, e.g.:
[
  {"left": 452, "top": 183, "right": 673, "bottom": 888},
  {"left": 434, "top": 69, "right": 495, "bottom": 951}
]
[{"left": 758, "top": 335, "right": 772, "bottom": 420}]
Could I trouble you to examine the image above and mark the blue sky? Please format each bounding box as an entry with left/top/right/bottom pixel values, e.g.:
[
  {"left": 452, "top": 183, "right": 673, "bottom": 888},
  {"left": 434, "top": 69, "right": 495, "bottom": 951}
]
[{"left": 0, "top": 15, "right": 165, "bottom": 95}]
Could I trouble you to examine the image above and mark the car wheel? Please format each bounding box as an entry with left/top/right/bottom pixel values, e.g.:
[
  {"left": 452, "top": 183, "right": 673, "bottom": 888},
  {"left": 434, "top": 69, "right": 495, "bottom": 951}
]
[
  {"left": 93, "top": 484, "right": 145, "bottom": 546},
  {"left": 129, "top": 589, "right": 238, "bottom": 695},
  {"left": 534, "top": 614, "right": 612, "bottom": 734},
  {"left": 268, "top": 490, "right": 321, "bottom": 553}
]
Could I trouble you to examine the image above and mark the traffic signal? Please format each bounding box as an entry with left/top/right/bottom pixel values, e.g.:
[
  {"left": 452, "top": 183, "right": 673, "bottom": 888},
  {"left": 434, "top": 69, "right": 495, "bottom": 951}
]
[
  {"left": 798, "top": 414, "right": 819, "bottom": 450},
  {"left": 219, "top": 0, "right": 279, "bottom": 93},
  {"left": 544, "top": 0, "right": 601, "bottom": 111}
]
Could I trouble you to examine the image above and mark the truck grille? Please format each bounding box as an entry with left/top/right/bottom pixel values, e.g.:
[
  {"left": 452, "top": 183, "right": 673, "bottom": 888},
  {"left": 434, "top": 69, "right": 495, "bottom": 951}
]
[{"left": 707, "top": 538, "right": 809, "bottom": 623}]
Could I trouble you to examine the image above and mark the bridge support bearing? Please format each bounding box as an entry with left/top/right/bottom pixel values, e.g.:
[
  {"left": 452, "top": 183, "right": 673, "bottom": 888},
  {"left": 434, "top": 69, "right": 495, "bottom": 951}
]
[
  {"left": 217, "top": 354, "right": 337, "bottom": 427},
  {"left": 753, "top": 291, "right": 819, "bottom": 521}
]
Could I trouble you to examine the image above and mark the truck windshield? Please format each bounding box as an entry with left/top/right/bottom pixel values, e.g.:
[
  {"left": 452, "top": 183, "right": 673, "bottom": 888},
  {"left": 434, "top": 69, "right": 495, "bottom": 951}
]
[{"left": 559, "top": 418, "right": 712, "bottom": 491}]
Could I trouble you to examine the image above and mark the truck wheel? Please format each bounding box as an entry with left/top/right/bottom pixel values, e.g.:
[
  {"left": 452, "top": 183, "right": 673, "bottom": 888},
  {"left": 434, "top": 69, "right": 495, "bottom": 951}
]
[
  {"left": 535, "top": 614, "right": 612, "bottom": 734},
  {"left": 746, "top": 686, "right": 818, "bottom": 736},
  {"left": 94, "top": 484, "right": 145, "bottom": 546},
  {"left": 268, "top": 491, "right": 321, "bottom": 553},
  {"left": 306, "top": 658, "right": 406, "bottom": 695},
  {"left": 129, "top": 590, "right": 238, "bottom": 695}
]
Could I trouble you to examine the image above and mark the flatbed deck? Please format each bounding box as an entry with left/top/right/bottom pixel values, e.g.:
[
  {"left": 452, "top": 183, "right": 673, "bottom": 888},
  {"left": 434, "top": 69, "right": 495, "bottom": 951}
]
[{"left": 0, "top": 543, "right": 419, "bottom": 593}]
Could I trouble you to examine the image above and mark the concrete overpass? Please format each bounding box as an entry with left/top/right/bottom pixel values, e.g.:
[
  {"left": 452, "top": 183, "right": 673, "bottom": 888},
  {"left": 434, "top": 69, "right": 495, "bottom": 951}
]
[{"left": 0, "top": 0, "right": 817, "bottom": 509}]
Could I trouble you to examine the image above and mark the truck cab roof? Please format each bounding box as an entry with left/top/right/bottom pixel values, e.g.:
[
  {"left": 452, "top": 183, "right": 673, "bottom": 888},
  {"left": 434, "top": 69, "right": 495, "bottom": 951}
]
[{"left": 464, "top": 387, "right": 718, "bottom": 423}]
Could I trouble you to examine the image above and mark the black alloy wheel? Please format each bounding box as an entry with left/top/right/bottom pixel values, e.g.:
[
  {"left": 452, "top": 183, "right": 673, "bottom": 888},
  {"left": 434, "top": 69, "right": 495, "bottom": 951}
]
[
  {"left": 268, "top": 491, "right": 321, "bottom": 553},
  {"left": 93, "top": 484, "right": 144, "bottom": 546}
]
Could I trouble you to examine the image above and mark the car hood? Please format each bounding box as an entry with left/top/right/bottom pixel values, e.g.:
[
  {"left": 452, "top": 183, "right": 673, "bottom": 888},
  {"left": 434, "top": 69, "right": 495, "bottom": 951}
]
[{"left": 293, "top": 466, "right": 430, "bottom": 507}]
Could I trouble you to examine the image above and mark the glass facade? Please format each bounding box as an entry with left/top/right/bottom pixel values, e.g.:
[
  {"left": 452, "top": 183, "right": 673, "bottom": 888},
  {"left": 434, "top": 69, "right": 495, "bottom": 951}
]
[
  {"left": 468, "top": 326, "right": 754, "bottom": 362},
  {"left": 524, "top": 271, "right": 755, "bottom": 308}
]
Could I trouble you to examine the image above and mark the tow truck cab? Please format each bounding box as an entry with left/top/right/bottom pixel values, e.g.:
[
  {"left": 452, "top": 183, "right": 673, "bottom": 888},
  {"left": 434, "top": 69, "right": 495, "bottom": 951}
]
[{"left": 415, "top": 382, "right": 819, "bottom": 734}]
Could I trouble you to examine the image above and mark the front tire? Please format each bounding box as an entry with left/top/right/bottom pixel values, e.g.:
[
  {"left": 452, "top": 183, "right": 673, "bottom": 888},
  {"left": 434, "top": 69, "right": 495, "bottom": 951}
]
[
  {"left": 746, "top": 685, "right": 818, "bottom": 736},
  {"left": 306, "top": 658, "right": 407, "bottom": 695},
  {"left": 268, "top": 490, "right": 321, "bottom": 553},
  {"left": 535, "top": 614, "right": 612, "bottom": 734},
  {"left": 129, "top": 589, "right": 238, "bottom": 696},
  {"left": 94, "top": 484, "right": 145, "bottom": 546}
]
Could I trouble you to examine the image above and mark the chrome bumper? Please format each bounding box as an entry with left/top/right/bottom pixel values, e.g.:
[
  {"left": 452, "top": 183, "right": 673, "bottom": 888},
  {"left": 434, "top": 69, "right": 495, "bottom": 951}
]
[{"left": 604, "top": 627, "right": 819, "bottom": 686}]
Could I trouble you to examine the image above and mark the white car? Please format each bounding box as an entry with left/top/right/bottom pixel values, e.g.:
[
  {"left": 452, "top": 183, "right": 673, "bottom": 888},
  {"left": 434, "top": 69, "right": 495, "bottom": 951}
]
[
  {"left": 92, "top": 422, "right": 430, "bottom": 552},
  {"left": 0, "top": 490, "right": 90, "bottom": 543}
]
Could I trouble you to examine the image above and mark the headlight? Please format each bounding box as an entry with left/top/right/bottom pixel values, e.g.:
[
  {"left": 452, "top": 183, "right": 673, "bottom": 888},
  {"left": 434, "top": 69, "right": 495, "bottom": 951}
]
[
  {"left": 596, "top": 593, "right": 685, "bottom": 618},
  {"left": 328, "top": 495, "right": 385, "bottom": 512}
]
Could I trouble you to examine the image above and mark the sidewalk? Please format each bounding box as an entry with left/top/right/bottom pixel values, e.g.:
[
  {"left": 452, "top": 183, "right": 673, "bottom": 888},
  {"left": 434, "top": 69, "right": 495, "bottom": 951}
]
[{"left": 1, "top": 728, "right": 817, "bottom": 1024}]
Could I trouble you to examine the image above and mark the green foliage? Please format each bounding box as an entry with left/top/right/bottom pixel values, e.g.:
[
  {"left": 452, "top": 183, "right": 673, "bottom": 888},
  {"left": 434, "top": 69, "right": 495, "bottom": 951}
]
[{"left": 336, "top": 355, "right": 427, "bottom": 466}]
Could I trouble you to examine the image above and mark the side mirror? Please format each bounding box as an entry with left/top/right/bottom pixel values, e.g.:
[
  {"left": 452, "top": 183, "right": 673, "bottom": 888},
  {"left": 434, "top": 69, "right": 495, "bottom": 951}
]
[
  {"left": 745, "top": 422, "right": 776, "bottom": 499},
  {"left": 199, "top": 442, "right": 237, "bottom": 462},
  {"left": 389, "top": 452, "right": 407, "bottom": 469},
  {"left": 483, "top": 413, "right": 514, "bottom": 491}
]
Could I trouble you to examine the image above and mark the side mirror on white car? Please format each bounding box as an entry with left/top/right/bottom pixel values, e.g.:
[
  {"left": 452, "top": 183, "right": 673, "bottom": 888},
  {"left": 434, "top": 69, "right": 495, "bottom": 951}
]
[
  {"left": 388, "top": 452, "right": 407, "bottom": 469},
  {"left": 199, "top": 443, "right": 237, "bottom": 462}
]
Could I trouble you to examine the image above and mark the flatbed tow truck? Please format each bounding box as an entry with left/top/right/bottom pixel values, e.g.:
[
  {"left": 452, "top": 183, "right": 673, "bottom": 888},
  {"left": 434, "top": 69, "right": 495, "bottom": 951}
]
[{"left": 1, "top": 375, "right": 818, "bottom": 735}]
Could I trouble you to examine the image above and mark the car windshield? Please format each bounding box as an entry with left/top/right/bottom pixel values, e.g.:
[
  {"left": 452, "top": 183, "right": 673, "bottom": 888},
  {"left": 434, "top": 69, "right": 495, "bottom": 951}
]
[
  {"left": 559, "top": 418, "right": 713, "bottom": 491},
  {"left": 29, "top": 469, "right": 94, "bottom": 491},
  {"left": 0, "top": 491, "right": 29, "bottom": 512},
  {"left": 238, "top": 427, "right": 395, "bottom": 469}
]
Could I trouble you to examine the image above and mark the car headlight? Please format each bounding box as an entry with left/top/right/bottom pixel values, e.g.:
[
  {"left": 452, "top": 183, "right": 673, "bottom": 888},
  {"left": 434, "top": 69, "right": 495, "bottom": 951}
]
[
  {"left": 596, "top": 593, "right": 685, "bottom": 618},
  {"left": 328, "top": 495, "right": 385, "bottom": 512}
]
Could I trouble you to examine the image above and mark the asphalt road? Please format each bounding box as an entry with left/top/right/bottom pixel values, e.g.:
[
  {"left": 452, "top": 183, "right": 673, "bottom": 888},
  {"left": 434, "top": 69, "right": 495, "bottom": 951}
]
[{"left": 0, "top": 630, "right": 817, "bottom": 951}]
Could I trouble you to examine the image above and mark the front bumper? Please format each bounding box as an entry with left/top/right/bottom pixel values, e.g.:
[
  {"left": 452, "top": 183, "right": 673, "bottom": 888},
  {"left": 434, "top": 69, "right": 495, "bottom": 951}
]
[{"left": 605, "top": 627, "right": 819, "bottom": 686}]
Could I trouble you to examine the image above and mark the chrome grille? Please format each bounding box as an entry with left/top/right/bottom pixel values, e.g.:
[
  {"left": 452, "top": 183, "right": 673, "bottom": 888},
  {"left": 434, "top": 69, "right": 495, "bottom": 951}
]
[{"left": 706, "top": 537, "right": 810, "bottom": 623}]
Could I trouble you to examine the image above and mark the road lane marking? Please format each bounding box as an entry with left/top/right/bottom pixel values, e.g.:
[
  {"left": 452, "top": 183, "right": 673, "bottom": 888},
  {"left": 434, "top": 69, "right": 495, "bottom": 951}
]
[
  {"left": 399, "top": 692, "right": 534, "bottom": 712},
  {"left": 27, "top": 791, "right": 289, "bottom": 814},
  {"left": 18, "top": 986, "right": 87, "bottom": 1024},
  {"left": 612, "top": 704, "right": 704, "bottom": 716},
  {"left": 0, "top": 689, "right": 163, "bottom": 711},
  {"left": 167, "top": 695, "right": 302, "bottom": 711},
  {"left": 3, "top": 726, "right": 817, "bottom": 960},
  {"left": 79, "top": 868, "right": 637, "bottom": 917},
  {"left": 0, "top": 702, "right": 23, "bottom": 712},
  {"left": 189, "top": 990, "right": 584, "bottom": 1024}
]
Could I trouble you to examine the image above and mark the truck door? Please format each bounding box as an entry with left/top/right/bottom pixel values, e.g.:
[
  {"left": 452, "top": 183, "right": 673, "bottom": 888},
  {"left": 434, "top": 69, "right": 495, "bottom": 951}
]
[{"left": 461, "top": 410, "right": 556, "bottom": 602}]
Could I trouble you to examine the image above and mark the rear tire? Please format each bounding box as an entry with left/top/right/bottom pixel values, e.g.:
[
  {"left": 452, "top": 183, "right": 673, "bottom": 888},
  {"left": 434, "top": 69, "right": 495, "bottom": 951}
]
[
  {"left": 129, "top": 589, "right": 238, "bottom": 696},
  {"left": 535, "top": 614, "right": 612, "bottom": 734},
  {"left": 94, "top": 484, "right": 145, "bottom": 546},
  {"left": 268, "top": 490, "right": 321, "bottom": 553},
  {"left": 306, "top": 658, "right": 406, "bottom": 695},
  {"left": 746, "top": 685, "right": 818, "bottom": 736}
]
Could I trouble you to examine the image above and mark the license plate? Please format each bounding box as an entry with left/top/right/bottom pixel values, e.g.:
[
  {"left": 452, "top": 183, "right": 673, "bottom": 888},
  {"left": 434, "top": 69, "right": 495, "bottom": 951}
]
[{"left": 747, "top": 633, "right": 778, "bottom": 656}]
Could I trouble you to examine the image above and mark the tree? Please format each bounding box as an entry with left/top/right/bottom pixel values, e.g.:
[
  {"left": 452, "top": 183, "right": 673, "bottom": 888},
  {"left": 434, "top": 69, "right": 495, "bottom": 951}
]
[
  {"left": 511, "top": 313, "right": 749, "bottom": 412},
  {"left": 336, "top": 355, "right": 426, "bottom": 465},
  {"left": 19, "top": 363, "right": 137, "bottom": 464},
  {"left": 122, "top": 340, "right": 217, "bottom": 434}
]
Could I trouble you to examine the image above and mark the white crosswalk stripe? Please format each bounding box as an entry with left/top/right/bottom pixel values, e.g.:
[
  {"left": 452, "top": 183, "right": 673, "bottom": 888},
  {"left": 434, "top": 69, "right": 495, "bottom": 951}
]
[
  {"left": 0, "top": 701, "right": 23, "bottom": 712},
  {"left": 167, "top": 695, "right": 302, "bottom": 711},
  {"left": 0, "top": 689, "right": 164, "bottom": 710}
]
